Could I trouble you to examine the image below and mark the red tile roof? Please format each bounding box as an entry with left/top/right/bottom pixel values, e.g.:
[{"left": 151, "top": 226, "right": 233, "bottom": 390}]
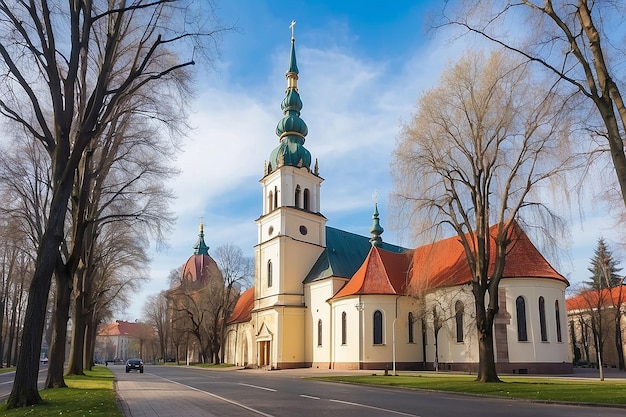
[
  {"left": 333, "top": 247, "right": 412, "bottom": 298},
  {"left": 98, "top": 320, "right": 152, "bottom": 338},
  {"left": 226, "top": 287, "right": 255, "bottom": 324},
  {"left": 333, "top": 221, "right": 567, "bottom": 300},
  {"left": 410, "top": 221, "right": 568, "bottom": 291},
  {"left": 566, "top": 286, "right": 626, "bottom": 311}
]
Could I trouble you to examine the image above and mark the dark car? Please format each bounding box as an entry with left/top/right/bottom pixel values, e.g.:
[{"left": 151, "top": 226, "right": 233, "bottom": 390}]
[{"left": 125, "top": 358, "right": 144, "bottom": 373}]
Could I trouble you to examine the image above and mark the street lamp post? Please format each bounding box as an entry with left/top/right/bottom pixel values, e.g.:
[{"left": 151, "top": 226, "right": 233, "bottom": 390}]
[
  {"left": 392, "top": 318, "right": 397, "bottom": 376},
  {"left": 355, "top": 302, "right": 364, "bottom": 370}
]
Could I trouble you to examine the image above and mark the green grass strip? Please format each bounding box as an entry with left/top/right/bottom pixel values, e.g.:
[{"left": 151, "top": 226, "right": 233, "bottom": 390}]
[
  {"left": 313, "top": 374, "right": 626, "bottom": 405},
  {"left": 1, "top": 366, "right": 121, "bottom": 417}
]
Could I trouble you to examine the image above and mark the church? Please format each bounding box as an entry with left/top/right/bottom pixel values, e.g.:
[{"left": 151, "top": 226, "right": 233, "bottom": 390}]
[{"left": 223, "top": 28, "right": 572, "bottom": 374}]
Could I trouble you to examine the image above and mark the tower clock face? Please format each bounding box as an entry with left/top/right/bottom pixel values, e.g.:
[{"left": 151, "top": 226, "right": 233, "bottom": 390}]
[{"left": 299, "top": 225, "right": 308, "bottom": 235}]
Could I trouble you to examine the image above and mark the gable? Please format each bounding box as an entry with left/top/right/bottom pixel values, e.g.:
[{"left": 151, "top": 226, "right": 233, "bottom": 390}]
[{"left": 304, "top": 226, "right": 405, "bottom": 283}]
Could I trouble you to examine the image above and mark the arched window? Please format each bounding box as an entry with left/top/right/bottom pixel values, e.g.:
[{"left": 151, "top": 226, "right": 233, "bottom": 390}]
[
  {"left": 317, "top": 319, "right": 322, "bottom": 347},
  {"left": 555, "top": 300, "right": 562, "bottom": 342},
  {"left": 516, "top": 296, "right": 528, "bottom": 341},
  {"left": 267, "top": 260, "right": 273, "bottom": 288},
  {"left": 268, "top": 191, "right": 274, "bottom": 211},
  {"left": 341, "top": 312, "right": 347, "bottom": 345},
  {"left": 303, "top": 188, "right": 310, "bottom": 211},
  {"left": 455, "top": 300, "right": 464, "bottom": 343},
  {"left": 295, "top": 185, "right": 301, "bottom": 208},
  {"left": 408, "top": 312, "right": 414, "bottom": 343},
  {"left": 274, "top": 186, "right": 278, "bottom": 209},
  {"left": 539, "top": 296, "right": 547, "bottom": 342},
  {"left": 373, "top": 310, "right": 383, "bottom": 345}
]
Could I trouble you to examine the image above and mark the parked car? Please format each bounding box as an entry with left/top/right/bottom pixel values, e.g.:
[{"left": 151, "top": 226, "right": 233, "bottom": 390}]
[
  {"left": 40, "top": 357, "right": 48, "bottom": 364},
  {"left": 125, "top": 358, "right": 144, "bottom": 373}
]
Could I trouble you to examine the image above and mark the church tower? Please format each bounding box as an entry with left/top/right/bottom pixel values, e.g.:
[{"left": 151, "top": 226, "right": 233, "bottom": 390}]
[{"left": 253, "top": 22, "right": 327, "bottom": 369}]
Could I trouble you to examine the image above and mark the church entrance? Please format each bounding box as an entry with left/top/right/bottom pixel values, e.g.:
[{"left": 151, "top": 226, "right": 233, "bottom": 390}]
[{"left": 258, "top": 341, "right": 271, "bottom": 367}]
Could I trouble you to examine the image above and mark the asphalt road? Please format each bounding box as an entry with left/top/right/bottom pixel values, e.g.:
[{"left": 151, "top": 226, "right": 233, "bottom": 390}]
[
  {"left": 112, "top": 365, "right": 626, "bottom": 417},
  {"left": 0, "top": 365, "right": 47, "bottom": 403}
]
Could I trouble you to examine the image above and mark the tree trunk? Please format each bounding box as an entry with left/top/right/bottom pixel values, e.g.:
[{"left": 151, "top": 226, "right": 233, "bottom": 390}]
[
  {"left": 5, "top": 290, "right": 18, "bottom": 368},
  {"left": 44, "top": 272, "right": 72, "bottom": 388},
  {"left": 615, "top": 313, "right": 625, "bottom": 371},
  {"left": 6, "top": 173, "right": 74, "bottom": 408},
  {"left": 0, "top": 299, "right": 4, "bottom": 368},
  {"left": 474, "top": 297, "right": 501, "bottom": 382},
  {"left": 66, "top": 284, "right": 87, "bottom": 376}
]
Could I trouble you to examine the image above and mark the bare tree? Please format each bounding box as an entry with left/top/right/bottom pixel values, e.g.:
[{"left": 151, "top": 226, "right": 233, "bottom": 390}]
[
  {"left": 143, "top": 292, "right": 170, "bottom": 362},
  {"left": 392, "top": 50, "right": 571, "bottom": 381},
  {"left": 213, "top": 243, "right": 253, "bottom": 363},
  {"left": 443, "top": 1, "right": 626, "bottom": 213},
  {"left": 0, "top": 1, "right": 225, "bottom": 407}
]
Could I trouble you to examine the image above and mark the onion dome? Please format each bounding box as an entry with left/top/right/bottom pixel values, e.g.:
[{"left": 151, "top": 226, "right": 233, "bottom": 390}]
[
  {"left": 180, "top": 220, "right": 221, "bottom": 285},
  {"left": 268, "top": 22, "right": 312, "bottom": 171},
  {"left": 370, "top": 203, "right": 384, "bottom": 247}
]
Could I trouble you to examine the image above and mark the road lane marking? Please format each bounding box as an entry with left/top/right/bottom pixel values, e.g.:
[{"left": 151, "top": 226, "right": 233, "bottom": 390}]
[
  {"left": 300, "top": 394, "right": 320, "bottom": 400},
  {"left": 156, "top": 376, "right": 275, "bottom": 417},
  {"left": 239, "top": 382, "right": 277, "bottom": 392},
  {"left": 329, "top": 399, "right": 421, "bottom": 416}
]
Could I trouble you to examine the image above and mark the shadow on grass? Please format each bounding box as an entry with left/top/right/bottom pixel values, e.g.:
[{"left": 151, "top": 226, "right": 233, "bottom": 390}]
[{"left": 1, "top": 366, "right": 121, "bottom": 417}]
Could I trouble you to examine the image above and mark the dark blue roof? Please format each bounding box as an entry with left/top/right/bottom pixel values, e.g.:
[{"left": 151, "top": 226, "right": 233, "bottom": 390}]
[{"left": 303, "top": 226, "right": 406, "bottom": 284}]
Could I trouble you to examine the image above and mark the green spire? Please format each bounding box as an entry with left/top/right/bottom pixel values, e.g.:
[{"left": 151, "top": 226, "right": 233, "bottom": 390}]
[
  {"left": 370, "top": 203, "right": 384, "bottom": 247},
  {"left": 193, "top": 220, "right": 209, "bottom": 256},
  {"left": 268, "top": 21, "right": 312, "bottom": 172}
]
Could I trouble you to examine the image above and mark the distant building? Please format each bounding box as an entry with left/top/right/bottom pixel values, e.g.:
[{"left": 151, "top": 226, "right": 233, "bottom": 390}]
[
  {"left": 223, "top": 29, "right": 572, "bottom": 374},
  {"left": 566, "top": 287, "right": 626, "bottom": 369},
  {"left": 96, "top": 320, "right": 154, "bottom": 362}
]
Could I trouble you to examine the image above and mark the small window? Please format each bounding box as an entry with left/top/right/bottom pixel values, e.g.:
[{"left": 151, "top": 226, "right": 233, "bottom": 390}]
[
  {"left": 295, "top": 185, "right": 301, "bottom": 208},
  {"left": 373, "top": 310, "right": 383, "bottom": 345},
  {"left": 317, "top": 319, "right": 322, "bottom": 347},
  {"left": 516, "top": 296, "right": 527, "bottom": 342},
  {"left": 539, "top": 296, "right": 547, "bottom": 342},
  {"left": 408, "top": 312, "right": 414, "bottom": 343},
  {"left": 268, "top": 191, "right": 274, "bottom": 211},
  {"left": 341, "top": 312, "right": 347, "bottom": 345},
  {"left": 274, "top": 186, "right": 278, "bottom": 209},
  {"left": 455, "top": 300, "right": 464, "bottom": 343},
  {"left": 555, "top": 300, "right": 562, "bottom": 343},
  {"left": 267, "top": 260, "right": 273, "bottom": 288},
  {"left": 303, "top": 188, "right": 310, "bottom": 211}
]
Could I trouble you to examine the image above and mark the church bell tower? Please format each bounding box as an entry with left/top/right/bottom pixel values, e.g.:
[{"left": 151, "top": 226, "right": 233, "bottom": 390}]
[{"left": 252, "top": 21, "right": 327, "bottom": 369}]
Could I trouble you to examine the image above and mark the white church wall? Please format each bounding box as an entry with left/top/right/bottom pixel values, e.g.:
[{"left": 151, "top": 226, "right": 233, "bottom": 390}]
[{"left": 503, "top": 278, "right": 570, "bottom": 364}]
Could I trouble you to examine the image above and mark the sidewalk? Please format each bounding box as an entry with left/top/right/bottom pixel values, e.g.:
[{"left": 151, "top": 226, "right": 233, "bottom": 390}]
[{"left": 116, "top": 375, "right": 227, "bottom": 417}]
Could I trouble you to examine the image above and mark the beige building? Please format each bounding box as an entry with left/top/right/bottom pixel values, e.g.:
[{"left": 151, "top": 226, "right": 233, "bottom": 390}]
[
  {"left": 567, "top": 287, "right": 626, "bottom": 369},
  {"left": 224, "top": 30, "right": 572, "bottom": 374}
]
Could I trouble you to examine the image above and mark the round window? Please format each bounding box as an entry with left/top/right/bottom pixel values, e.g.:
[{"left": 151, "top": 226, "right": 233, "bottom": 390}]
[
  {"left": 299, "top": 225, "right": 308, "bottom": 235},
  {"left": 268, "top": 226, "right": 274, "bottom": 236}
]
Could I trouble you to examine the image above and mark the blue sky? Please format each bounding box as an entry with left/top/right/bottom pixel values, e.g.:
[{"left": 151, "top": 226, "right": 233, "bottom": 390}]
[{"left": 121, "top": 0, "right": 623, "bottom": 320}]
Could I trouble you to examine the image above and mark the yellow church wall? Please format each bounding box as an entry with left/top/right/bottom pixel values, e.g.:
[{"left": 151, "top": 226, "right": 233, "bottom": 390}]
[
  {"left": 304, "top": 278, "right": 348, "bottom": 368},
  {"left": 275, "top": 306, "right": 306, "bottom": 368},
  {"left": 224, "top": 321, "right": 254, "bottom": 367}
]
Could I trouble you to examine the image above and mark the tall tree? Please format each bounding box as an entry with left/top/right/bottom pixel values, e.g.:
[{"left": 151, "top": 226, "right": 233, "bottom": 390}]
[
  {"left": 213, "top": 243, "right": 253, "bottom": 363},
  {"left": 392, "top": 50, "right": 571, "bottom": 382},
  {"left": 586, "top": 238, "right": 623, "bottom": 289},
  {"left": 143, "top": 292, "right": 170, "bottom": 362},
  {"left": 0, "top": 0, "right": 225, "bottom": 407},
  {"left": 443, "top": 1, "right": 626, "bottom": 212}
]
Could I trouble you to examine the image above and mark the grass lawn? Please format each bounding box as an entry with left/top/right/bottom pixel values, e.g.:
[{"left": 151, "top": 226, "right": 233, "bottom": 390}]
[
  {"left": 1, "top": 366, "right": 121, "bottom": 417},
  {"left": 0, "top": 369, "right": 15, "bottom": 375},
  {"left": 313, "top": 373, "right": 626, "bottom": 405}
]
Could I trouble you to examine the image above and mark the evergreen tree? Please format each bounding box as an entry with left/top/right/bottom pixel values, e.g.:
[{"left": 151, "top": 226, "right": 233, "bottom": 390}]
[{"left": 587, "top": 238, "right": 623, "bottom": 289}]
